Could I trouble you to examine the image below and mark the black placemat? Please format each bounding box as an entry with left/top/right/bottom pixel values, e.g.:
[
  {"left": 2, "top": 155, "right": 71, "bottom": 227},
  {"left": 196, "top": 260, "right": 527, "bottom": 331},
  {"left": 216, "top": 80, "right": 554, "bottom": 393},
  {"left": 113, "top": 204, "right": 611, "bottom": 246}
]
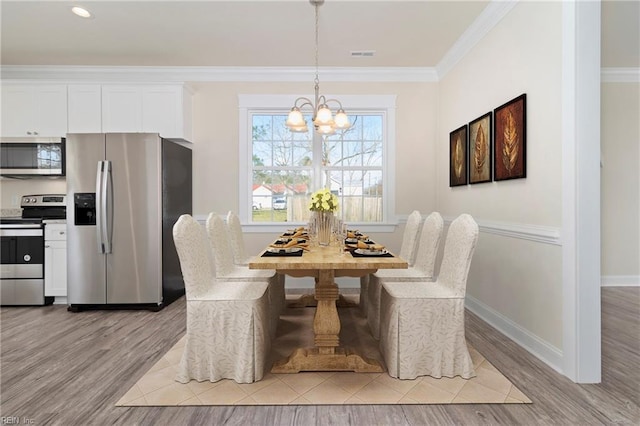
[
  {"left": 350, "top": 251, "right": 394, "bottom": 258},
  {"left": 261, "top": 250, "right": 304, "bottom": 257}
]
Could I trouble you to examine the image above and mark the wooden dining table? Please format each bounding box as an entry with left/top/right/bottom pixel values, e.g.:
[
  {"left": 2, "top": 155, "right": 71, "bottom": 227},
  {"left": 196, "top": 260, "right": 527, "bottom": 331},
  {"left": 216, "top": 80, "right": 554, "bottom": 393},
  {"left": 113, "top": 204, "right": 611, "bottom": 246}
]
[{"left": 249, "top": 239, "right": 408, "bottom": 373}]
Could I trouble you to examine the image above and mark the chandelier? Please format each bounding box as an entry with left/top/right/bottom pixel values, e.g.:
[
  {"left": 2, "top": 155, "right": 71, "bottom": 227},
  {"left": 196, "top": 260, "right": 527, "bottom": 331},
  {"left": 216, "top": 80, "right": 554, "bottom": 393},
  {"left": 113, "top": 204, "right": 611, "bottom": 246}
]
[{"left": 285, "top": 0, "right": 351, "bottom": 135}]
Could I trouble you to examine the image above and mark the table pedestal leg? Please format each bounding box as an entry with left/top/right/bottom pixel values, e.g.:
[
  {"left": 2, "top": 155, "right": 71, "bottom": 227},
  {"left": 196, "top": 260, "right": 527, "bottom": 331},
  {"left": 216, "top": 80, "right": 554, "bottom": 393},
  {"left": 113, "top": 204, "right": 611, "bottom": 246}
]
[
  {"left": 288, "top": 294, "right": 358, "bottom": 308},
  {"left": 271, "top": 269, "right": 383, "bottom": 373}
]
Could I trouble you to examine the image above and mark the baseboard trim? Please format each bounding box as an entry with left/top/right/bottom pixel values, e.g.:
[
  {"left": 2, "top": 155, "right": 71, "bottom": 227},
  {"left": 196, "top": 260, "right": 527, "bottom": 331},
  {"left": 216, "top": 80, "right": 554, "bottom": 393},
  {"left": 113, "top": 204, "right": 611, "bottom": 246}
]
[
  {"left": 465, "top": 294, "right": 564, "bottom": 375},
  {"left": 601, "top": 275, "right": 640, "bottom": 287}
]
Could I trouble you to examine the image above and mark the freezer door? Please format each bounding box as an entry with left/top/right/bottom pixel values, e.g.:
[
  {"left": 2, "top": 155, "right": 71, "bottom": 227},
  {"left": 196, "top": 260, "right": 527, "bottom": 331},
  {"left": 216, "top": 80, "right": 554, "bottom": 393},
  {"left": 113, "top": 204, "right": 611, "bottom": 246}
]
[
  {"left": 66, "top": 134, "right": 107, "bottom": 304},
  {"left": 105, "top": 133, "right": 162, "bottom": 304}
]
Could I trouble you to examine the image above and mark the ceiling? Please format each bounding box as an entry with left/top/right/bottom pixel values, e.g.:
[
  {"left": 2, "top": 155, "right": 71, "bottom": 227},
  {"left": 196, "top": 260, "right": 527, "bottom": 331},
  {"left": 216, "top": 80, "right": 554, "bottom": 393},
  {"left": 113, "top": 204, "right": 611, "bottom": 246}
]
[{"left": 1, "top": 0, "right": 638, "bottom": 69}]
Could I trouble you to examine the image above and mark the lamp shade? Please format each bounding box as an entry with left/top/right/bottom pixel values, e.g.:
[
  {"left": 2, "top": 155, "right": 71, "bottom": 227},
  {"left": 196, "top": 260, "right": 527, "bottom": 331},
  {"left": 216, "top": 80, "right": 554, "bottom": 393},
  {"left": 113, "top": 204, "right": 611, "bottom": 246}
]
[
  {"left": 288, "top": 122, "right": 309, "bottom": 133},
  {"left": 314, "top": 105, "right": 334, "bottom": 126},
  {"left": 334, "top": 110, "right": 351, "bottom": 129},
  {"left": 317, "top": 124, "right": 336, "bottom": 135},
  {"left": 286, "top": 108, "right": 306, "bottom": 127}
]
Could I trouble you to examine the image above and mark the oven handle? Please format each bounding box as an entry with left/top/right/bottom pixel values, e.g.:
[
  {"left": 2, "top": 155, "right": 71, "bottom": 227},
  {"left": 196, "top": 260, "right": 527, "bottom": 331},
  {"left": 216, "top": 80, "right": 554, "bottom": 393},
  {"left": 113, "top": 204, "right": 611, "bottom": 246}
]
[{"left": 1, "top": 229, "right": 43, "bottom": 236}]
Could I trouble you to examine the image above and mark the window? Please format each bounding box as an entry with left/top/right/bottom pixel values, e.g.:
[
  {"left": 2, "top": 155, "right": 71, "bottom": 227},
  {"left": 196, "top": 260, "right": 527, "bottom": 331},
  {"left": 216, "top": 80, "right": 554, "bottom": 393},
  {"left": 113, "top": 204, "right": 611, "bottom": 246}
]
[{"left": 239, "top": 95, "right": 396, "bottom": 226}]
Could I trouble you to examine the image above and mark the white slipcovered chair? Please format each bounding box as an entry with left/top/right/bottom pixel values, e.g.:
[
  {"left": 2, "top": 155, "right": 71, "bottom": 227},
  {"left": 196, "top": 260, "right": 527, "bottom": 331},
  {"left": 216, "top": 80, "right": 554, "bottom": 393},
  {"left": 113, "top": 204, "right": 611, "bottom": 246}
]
[
  {"left": 226, "top": 211, "right": 251, "bottom": 266},
  {"left": 366, "top": 211, "right": 444, "bottom": 339},
  {"left": 172, "top": 214, "right": 271, "bottom": 384},
  {"left": 206, "top": 213, "right": 285, "bottom": 335},
  {"left": 360, "top": 210, "right": 422, "bottom": 316},
  {"left": 379, "top": 213, "right": 479, "bottom": 380}
]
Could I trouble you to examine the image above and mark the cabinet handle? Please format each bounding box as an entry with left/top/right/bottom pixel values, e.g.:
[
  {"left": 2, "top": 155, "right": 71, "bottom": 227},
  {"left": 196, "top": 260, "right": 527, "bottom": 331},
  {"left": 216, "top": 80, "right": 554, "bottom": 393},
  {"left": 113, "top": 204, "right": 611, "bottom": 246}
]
[
  {"left": 27, "top": 131, "right": 32, "bottom": 135},
  {"left": 59, "top": 231, "right": 65, "bottom": 235},
  {"left": 45, "top": 245, "right": 50, "bottom": 248},
  {"left": 34, "top": 131, "right": 39, "bottom": 135}
]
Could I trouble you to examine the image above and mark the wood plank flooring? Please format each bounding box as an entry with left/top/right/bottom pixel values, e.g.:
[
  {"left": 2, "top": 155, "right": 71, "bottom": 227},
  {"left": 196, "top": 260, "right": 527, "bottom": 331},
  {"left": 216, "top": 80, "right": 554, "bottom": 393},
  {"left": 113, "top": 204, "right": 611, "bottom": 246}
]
[{"left": 1, "top": 287, "right": 638, "bottom": 425}]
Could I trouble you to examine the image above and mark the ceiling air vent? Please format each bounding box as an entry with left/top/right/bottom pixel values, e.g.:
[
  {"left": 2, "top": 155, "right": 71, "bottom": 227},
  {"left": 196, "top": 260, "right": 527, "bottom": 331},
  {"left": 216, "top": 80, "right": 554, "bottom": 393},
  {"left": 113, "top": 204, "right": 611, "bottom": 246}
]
[{"left": 350, "top": 51, "right": 375, "bottom": 57}]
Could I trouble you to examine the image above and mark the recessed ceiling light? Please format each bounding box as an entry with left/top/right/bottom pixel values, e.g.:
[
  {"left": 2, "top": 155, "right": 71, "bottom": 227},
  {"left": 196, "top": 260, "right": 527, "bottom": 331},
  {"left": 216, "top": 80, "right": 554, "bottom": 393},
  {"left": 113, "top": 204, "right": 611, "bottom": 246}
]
[{"left": 71, "top": 6, "right": 92, "bottom": 18}]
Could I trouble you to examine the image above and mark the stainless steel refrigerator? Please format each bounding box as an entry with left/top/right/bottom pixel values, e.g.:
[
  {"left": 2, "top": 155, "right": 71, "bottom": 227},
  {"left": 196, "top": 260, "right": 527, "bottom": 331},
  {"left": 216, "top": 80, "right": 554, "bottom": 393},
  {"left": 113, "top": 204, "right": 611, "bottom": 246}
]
[{"left": 66, "top": 133, "right": 192, "bottom": 311}]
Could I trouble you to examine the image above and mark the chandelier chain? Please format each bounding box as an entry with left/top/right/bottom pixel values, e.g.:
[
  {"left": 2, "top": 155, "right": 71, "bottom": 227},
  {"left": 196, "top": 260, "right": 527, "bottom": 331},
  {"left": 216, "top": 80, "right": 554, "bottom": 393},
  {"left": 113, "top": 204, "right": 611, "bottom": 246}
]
[{"left": 314, "top": 2, "right": 320, "bottom": 87}]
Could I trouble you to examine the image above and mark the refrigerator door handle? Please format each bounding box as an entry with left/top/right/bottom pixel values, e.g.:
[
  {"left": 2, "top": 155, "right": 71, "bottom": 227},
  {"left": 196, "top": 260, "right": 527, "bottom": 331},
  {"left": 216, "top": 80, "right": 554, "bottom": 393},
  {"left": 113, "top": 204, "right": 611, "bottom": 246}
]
[
  {"left": 96, "top": 161, "right": 106, "bottom": 254},
  {"left": 105, "top": 160, "right": 113, "bottom": 254}
]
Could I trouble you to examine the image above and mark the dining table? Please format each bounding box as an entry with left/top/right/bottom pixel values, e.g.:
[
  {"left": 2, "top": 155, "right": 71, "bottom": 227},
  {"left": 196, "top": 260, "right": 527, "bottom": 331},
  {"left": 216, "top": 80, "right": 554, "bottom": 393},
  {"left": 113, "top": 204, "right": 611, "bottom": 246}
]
[{"left": 249, "top": 234, "right": 408, "bottom": 373}]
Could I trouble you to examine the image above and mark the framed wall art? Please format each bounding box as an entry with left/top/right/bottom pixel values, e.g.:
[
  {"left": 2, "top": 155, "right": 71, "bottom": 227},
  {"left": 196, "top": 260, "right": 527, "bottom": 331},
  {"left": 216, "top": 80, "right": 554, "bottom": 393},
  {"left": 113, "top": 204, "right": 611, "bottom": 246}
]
[
  {"left": 449, "top": 124, "right": 468, "bottom": 187},
  {"left": 494, "top": 94, "right": 526, "bottom": 181},
  {"left": 468, "top": 112, "right": 492, "bottom": 184}
]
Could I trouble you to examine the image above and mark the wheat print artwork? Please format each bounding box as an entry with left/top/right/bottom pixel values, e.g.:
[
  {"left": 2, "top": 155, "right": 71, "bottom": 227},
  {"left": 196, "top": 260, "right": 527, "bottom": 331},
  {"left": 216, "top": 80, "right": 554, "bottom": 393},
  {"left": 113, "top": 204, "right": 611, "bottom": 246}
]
[
  {"left": 494, "top": 94, "right": 526, "bottom": 181},
  {"left": 469, "top": 112, "right": 492, "bottom": 184},
  {"left": 449, "top": 124, "right": 468, "bottom": 187}
]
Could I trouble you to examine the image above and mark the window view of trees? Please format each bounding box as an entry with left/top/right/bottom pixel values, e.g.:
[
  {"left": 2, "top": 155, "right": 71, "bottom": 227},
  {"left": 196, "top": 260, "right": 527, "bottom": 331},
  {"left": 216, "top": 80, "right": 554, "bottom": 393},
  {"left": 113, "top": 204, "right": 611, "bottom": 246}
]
[{"left": 251, "top": 112, "right": 384, "bottom": 223}]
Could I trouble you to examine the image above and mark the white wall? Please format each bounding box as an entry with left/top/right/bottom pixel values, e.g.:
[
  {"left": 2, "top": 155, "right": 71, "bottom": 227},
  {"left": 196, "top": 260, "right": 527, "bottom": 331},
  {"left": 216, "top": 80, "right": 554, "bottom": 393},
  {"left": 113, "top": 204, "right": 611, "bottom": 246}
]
[
  {"left": 601, "top": 82, "right": 640, "bottom": 284},
  {"left": 189, "top": 80, "right": 439, "bottom": 259},
  {"left": 437, "top": 1, "right": 564, "bottom": 351},
  {"left": 0, "top": 179, "right": 66, "bottom": 209}
]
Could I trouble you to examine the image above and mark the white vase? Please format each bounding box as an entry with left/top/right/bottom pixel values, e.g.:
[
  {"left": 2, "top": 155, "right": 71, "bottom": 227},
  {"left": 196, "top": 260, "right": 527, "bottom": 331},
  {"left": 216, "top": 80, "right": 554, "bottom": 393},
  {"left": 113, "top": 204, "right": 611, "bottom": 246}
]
[{"left": 316, "top": 211, "right": 333, "bottom": 246}]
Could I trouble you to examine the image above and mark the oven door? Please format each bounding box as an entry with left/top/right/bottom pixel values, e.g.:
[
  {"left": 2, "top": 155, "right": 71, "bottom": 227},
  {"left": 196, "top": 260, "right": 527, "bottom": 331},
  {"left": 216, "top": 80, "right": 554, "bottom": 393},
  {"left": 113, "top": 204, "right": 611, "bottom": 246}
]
[
  {"left": 0, "top": 137, "right": 65, "bottom": 177},
  {"left": 0, "top": 226, "right": 45, "bottom": 305}
]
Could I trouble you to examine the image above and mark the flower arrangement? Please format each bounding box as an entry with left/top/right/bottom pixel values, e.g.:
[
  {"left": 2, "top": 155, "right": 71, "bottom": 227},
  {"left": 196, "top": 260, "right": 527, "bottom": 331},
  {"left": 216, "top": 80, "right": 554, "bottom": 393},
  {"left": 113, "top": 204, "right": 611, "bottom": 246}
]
[{"left": 309, "top": 188, "right": 338, "bottom": 212}]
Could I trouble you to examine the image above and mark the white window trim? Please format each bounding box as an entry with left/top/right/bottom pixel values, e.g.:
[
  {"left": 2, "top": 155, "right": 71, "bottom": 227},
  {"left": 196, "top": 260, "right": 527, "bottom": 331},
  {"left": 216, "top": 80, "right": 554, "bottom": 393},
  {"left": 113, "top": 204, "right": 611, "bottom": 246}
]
[{"left": 238, "top": 94, "right": 397, "bottom": 232}]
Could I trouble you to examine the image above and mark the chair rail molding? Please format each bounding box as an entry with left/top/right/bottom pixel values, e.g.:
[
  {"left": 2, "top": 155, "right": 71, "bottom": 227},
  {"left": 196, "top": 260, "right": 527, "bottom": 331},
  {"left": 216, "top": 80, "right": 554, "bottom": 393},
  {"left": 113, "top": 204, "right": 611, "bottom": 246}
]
[
  {"left": 601, "top": 67, "right": 640, "bottom": 83},
  {"left": 442, "top": 216, "right": 561, "bottom": 246}
]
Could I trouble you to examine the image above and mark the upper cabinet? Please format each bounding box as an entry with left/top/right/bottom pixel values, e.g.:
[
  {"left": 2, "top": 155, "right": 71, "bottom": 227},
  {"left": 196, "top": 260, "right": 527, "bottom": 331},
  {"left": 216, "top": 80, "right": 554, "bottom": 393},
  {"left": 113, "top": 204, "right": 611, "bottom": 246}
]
[
  {"left": 1, "top": 84, "right": 68, "bottom": 137},
  {"left": 2, "top": 82, "right": 193, "bottom": 140},
  {"left": 67, "top": 84, "right": 102, "bottom": 133},
  {"left": 101, "top": 84, "right": 192, "bottom": 139}
]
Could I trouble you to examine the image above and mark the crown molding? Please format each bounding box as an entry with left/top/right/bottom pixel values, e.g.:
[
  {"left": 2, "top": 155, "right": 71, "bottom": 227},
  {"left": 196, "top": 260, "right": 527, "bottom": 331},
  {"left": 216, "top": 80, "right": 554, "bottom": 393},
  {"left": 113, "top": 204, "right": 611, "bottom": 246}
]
[
  {"left": 0, "top": 65, "right": 438, "bottom": 83},
  {"left": 601, "top": 67, "right": 640, "bottom": 83},
  {"left": 436, "top": 0, "right": 519, "bottom": 79}
]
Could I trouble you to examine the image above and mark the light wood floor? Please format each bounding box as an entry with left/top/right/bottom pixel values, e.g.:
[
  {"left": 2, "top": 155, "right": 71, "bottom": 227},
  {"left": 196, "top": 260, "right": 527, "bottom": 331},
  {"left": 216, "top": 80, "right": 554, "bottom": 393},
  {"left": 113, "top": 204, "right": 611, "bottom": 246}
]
[{"left": 1, "top": 287, "right": 638, "bottom": 425}]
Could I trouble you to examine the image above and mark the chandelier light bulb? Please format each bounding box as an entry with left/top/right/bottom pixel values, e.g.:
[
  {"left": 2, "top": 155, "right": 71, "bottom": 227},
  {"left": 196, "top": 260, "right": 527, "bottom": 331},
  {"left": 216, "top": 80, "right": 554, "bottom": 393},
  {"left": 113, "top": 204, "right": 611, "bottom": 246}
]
[
  {"left": 334, "top": 110, "right": 351, "bottom": 129},
  {"left": 286, "top": 108, "right": 305, "bottom": 127},
  {"left": 317, "top": 124, "right": 336, "bottom": 135},
  {"left": 315, "top": 105, "right": 334, "bottom": 125},
  {"left": 289, "top": 123, "right": 309, "bottom": 133}
]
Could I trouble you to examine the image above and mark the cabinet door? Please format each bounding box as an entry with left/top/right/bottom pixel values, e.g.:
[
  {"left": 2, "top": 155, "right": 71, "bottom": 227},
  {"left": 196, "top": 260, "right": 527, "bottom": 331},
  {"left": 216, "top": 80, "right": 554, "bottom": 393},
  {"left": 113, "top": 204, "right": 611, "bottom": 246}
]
[
  {"left": 34, "top": 85, "right": 68, "bottom": 136},
  {"left": 68, "top": 84, "right": 102, "bottom": 133},
  {"left": 102, "top": 85, "right": 142, "bottom": 132},
  {"left": 142, "top": 85, "right": 183, "bottom": 138},
  {"left": 1, "top": 86, "right": 35, "bottom": 136},
  {"left": 1, "top": 85, "right": 67, "bottom": 137},
  {"left": 44, "top": 240, "right": 67, "bottom": 297}
]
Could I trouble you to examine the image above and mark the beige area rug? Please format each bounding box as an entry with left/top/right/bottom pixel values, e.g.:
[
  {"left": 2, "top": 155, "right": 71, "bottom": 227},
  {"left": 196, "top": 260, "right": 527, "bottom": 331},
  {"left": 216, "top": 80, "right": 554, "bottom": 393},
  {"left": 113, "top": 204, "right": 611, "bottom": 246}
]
[{"left": 117, "top": 295, "right": 531, "bottom": 406}]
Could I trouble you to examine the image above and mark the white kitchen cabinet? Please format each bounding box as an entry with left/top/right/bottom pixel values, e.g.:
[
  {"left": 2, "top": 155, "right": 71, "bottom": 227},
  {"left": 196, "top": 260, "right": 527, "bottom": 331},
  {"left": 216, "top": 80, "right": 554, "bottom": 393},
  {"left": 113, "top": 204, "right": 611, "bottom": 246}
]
[
  {"left": 68, "top": 84, "right": 102, "bottom": 133},
  {"left": 142, "top": 85, "right": 184, "bottom": 138},
  {"left": 101, "top": 85, "right": 143, "bottom": 133},
  {"left": 1, "top": 84, "right": 68, "bottom": 137},
  {"left": 44, "top": 223, "right": 67, "bottom": 298},
  {"left": 101, "top": 84, "right": 191, "bottom": 138}
]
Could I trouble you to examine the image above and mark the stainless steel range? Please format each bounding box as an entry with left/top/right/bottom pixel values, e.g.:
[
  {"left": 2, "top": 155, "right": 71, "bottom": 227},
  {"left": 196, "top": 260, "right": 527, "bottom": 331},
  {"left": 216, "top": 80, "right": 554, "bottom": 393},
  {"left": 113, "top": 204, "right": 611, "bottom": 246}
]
[{"left": 0, "top": 194, "right": 66, "bottom": 306}]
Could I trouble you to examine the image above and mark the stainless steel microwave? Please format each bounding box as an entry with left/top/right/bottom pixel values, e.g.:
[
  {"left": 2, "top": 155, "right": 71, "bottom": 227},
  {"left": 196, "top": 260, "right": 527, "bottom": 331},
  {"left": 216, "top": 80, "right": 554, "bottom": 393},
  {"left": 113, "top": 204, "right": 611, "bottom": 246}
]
[{"left": 0, "top": 137, "right": 65, "bottom": 177}]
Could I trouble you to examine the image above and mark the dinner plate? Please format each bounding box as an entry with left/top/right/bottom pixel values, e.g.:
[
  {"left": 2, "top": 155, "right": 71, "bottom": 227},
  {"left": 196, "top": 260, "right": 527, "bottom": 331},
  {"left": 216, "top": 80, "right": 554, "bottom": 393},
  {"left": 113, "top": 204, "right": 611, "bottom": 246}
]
[
  {"left": 267, "top": 247, "right": 302, "bottom": 254},
  {"left": 354, "top": 248, "right": 388, "bottom": 256}
]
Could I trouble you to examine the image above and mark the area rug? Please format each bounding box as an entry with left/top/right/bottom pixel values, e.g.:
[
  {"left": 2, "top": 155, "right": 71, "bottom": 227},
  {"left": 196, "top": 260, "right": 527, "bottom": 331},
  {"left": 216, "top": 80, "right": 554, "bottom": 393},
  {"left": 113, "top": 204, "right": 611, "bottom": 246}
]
[{"left": 117, "top": 295, "right": 531, "bottom": 406}]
